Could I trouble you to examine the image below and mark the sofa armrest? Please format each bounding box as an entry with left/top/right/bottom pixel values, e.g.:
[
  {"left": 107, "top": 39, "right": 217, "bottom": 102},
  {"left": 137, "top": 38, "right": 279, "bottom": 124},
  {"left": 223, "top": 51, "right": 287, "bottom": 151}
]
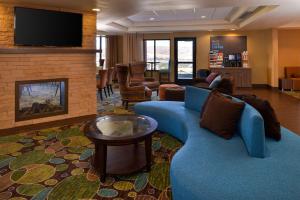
[
  {"left": 120, "top": 86, "right": 147, "bottom": 100},
  {"left": 129, "top": 82, "right": 142, "bottom": 87},
  {"left": 145, "top": 77, "right": 156, "bottom": 82},
  {"left": 238, "top": 104, "right": 267, "bottom": 158},
  {"left": 127, "top": 85, "right": 146, "bottom": 92}
]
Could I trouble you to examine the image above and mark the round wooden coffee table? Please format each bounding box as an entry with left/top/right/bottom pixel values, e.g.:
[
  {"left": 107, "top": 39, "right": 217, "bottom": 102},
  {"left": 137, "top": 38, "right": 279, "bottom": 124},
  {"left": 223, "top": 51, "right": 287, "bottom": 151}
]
[{"left": 84, "top": 115, "right": 158, "bottom": 182}]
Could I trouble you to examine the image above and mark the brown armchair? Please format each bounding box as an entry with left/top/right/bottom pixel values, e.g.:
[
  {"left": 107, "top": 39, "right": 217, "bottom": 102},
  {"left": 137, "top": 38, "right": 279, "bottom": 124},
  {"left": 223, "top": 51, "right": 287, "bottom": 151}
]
[
  {"left": 97, "top": 69, "right": 108, "bottom": 101},
  {"left": 194, "top": 75, "right": 235, "bottom": 95},
  {"left": 129, "top": 62, "right": 160, "bottom": 94},
  {"left": 106, "top": 68, "right": 115, "bottom": 95},
  {"left": 116, "top": 64, "right": 152, "bottom": 109}
]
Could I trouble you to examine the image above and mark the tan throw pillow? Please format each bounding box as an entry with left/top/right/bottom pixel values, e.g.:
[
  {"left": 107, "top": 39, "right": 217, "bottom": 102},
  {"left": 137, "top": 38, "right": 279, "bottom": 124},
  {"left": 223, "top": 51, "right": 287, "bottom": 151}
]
[{"left": 200, "top": 90, "right": 245, "bottom": 139}]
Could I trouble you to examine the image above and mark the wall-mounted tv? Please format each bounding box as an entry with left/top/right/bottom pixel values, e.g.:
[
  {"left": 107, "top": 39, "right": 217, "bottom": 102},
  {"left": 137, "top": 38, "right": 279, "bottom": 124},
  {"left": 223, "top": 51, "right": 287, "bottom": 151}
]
[{"left": 14, "top": 7, "right": 83, "bottom": 47}]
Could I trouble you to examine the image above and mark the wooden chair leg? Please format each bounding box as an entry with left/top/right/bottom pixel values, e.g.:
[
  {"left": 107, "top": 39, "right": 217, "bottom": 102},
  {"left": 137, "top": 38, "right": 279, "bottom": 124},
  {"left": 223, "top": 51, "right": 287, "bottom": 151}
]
[
  {"left": 103, "top": 88, "right": 107, "bottom": 98},
  {"left": 106, "top": 86, "right": 110, "bottom": 96},
  {"left": 110, "top": 85, "right": 114, "bottom": 94},
  {"left": 99, "top": 89, "right": 103, "bottom": 101}
]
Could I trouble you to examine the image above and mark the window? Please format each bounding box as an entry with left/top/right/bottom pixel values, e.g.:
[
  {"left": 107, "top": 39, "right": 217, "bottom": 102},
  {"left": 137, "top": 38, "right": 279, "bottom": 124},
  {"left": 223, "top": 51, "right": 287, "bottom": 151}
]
[
  {"left": 144, "top": 40, "right": 170, "bottom": 71},
  {"left": 96, "top": 36, "right": 107, "bottom": 67}
]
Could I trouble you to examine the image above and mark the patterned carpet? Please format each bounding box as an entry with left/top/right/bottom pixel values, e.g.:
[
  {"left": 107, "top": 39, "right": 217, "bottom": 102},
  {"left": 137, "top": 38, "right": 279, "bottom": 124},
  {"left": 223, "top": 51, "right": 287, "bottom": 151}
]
[
  {"left": 0, "top": 89, "right": 182, "bottom": 200},
  {"left": 284, "top": 91, "right": 300, "bottom": 100}
]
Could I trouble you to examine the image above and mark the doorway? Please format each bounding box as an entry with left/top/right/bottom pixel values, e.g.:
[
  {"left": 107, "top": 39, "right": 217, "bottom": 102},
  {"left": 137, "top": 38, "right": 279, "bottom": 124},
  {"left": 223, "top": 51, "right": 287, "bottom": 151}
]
[{"left": 174, "top": 38, "right": 196, "bottom": 84}]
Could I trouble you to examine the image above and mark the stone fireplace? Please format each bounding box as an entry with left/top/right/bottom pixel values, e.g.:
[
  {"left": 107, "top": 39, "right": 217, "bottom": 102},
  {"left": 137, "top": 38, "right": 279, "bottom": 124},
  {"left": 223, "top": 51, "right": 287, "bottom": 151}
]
[
  {"left": 15, "top": 79, "right": 68, "bottom": 121},
  {"left": 0, "top": 3, "right": 97, "bottom": 133}
]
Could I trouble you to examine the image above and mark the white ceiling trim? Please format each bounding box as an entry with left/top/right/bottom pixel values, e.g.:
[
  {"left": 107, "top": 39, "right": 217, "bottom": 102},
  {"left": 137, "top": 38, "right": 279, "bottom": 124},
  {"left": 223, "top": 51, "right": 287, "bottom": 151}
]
[{"left": 133, "top": 19, "right": 230, "bottom": 27}]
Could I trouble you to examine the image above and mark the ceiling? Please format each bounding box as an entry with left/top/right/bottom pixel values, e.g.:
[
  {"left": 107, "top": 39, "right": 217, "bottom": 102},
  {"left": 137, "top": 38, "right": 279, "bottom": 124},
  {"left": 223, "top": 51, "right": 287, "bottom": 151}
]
[{"left": 2, "top": 0, "right": 300, "bottom": 33}]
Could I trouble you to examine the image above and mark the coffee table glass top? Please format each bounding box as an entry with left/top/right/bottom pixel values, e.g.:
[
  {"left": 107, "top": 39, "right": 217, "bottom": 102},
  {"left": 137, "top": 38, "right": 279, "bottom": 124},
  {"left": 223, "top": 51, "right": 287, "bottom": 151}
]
[{"left": 94, "top": 115, "right": 157, "bottom": 138}]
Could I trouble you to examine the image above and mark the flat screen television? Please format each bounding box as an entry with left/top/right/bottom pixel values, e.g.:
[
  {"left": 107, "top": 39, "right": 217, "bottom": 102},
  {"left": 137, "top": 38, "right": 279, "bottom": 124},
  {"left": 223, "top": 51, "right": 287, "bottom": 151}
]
[{"left": 14, "top": 7, "right": 83, "bottom": 47}]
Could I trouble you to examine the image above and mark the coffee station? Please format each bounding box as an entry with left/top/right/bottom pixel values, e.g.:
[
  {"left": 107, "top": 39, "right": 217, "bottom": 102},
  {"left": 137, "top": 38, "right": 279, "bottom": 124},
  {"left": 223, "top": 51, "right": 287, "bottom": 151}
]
[{"left": 209, "top": 36, "right": 251, "bottom": 87}]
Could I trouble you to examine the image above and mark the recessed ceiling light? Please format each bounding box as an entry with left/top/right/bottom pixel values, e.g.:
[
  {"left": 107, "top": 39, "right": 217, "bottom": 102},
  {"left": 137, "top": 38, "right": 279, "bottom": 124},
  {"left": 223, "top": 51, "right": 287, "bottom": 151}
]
[
  {"left": 92, "top": 8, "right": 101, "bottom": 12},
  {"left": 231, "top": 29, "right": 236, "bottom": 31},
  {"left": 149, "top": 17, "right": 155, "bottom": 21},
  {"left": 201, "top": 15, "right": 206, "bottom": 19}
]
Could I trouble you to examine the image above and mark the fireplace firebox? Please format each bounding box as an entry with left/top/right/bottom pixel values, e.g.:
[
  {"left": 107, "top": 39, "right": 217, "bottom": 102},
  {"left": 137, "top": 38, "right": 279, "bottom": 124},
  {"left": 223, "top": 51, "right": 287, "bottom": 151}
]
[{"left": 15, "top": 79, "right": 68, "bottom": 121}]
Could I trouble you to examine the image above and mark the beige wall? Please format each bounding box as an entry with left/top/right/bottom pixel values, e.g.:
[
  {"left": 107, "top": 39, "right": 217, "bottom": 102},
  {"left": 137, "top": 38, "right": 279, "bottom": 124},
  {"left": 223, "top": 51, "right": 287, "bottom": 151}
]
[
  {"left": 116, "top": 29, "right": 300, "bottom": 87},
  {"left": 266, "top": 29, "right": 279, "bottom": 87},
  {"left": 143, "top": 30, "right": 271, "bottom": 84},
  {"left": 278, "top": 29, "right": 300, "bottom": 78}
]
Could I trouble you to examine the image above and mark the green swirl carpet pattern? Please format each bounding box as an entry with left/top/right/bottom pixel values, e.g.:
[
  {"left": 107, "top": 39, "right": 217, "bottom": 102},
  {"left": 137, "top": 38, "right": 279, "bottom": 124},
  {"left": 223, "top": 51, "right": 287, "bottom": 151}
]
[{"left": 0, "top": 109, "right": 182, "bottom": 199}]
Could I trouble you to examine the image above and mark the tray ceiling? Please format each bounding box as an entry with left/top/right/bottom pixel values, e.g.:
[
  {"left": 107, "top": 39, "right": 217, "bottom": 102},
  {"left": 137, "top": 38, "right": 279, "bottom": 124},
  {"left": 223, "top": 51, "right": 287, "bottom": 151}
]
[{"left": 1, "top": 0, "right": 300, "bottom": 33}]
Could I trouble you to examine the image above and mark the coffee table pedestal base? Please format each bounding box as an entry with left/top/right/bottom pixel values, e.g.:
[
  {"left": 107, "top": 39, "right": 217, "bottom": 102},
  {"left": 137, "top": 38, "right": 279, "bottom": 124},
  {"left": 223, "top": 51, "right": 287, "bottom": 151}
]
[{"left": 93, "top": 140, "right": 152, "bottom": 182}]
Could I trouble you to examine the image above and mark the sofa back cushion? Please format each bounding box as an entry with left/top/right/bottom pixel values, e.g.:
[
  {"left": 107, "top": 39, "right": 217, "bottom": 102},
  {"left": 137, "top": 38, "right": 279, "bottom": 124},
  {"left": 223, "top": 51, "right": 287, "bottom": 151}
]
[
  {"left": 185, "top": 86, "right": 210, "bottom": 113},
  {"left": 185, "top": 86, "right": 267, "bottom": 158}
]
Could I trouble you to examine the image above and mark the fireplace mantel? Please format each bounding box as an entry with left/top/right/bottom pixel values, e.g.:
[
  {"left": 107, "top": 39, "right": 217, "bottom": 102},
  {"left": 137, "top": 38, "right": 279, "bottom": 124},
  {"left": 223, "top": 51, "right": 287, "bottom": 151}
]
[{"left": 0, "top": 48, "right": 100, "bottom": 54}]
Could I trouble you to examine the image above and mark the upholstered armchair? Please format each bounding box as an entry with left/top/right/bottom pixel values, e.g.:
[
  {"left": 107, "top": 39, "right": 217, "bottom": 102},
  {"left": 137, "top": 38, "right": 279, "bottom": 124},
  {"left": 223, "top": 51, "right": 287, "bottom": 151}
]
[
  {"left": 194, "top": 74, "right": 235, "bottom": 95},
  {"left": 116, "top": 64, "right": 152, "bottom": 109},
  {"left": 97, "top": 69, "right": 108, "bottom": 101},
  {"left": 106, "top": 68, "right": 115, "bottom": 95},
  {"left": 129, "top": 62, "right": 160, "bottom": 94}
]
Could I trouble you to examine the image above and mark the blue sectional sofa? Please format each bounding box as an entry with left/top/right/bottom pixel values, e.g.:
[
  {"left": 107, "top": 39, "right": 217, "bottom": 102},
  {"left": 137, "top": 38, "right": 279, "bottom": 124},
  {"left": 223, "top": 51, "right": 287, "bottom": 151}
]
[{"left": 134, "top": 86, "right": 300, "bottom": 200}]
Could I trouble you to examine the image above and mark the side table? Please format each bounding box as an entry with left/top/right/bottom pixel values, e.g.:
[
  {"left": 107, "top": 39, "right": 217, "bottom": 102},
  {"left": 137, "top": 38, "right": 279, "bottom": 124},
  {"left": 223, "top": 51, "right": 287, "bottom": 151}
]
[{"left": 279, "top": 78, "right": 293, "bottom": 92}]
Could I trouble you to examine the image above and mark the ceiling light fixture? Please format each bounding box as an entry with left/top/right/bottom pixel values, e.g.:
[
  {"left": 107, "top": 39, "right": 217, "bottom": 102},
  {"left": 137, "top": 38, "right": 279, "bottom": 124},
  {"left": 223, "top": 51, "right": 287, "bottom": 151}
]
[
  {"left": 231, "top": 28, "right": 236, "bottom": 31},
  {"left": 201, "top": 15, "right": 206, "bottom": 19},
  {"left": 149, "top": 17, "right": 155, "bottom": 21},
  {"left": 92, "top": 8, "right": 101, "bottom": 12}
]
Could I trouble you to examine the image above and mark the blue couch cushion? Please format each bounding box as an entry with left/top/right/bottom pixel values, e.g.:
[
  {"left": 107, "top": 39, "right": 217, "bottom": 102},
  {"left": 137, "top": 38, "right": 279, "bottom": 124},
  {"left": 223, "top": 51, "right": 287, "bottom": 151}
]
[
  {"left": 185, "top": 86, "right": 266, "bottom": 158},
  {"left": 184, "top": 86, "right": 210, "bottom": 113}
]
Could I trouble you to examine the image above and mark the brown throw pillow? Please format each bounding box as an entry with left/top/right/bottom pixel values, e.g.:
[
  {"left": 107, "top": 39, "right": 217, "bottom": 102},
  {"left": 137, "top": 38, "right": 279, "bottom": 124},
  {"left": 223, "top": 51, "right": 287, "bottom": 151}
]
[
  {"left": 200, "top": 89, "right": 232, "bottom": 118},
  {"left": 200, "top": 90, "right": 245, "bottom": 139},
  {"left": 235, "top": 95, "right": 281, "bottom": 141},
  {"left": 215, "top": 78, "right": 234, "bottom": 95}
]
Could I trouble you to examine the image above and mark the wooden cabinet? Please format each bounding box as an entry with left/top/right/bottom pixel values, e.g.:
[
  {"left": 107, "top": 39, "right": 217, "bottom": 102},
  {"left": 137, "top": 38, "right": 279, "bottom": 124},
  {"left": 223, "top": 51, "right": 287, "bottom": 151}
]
[{"left": 210, "top": 67, "right": 252, "bottom": 88}]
